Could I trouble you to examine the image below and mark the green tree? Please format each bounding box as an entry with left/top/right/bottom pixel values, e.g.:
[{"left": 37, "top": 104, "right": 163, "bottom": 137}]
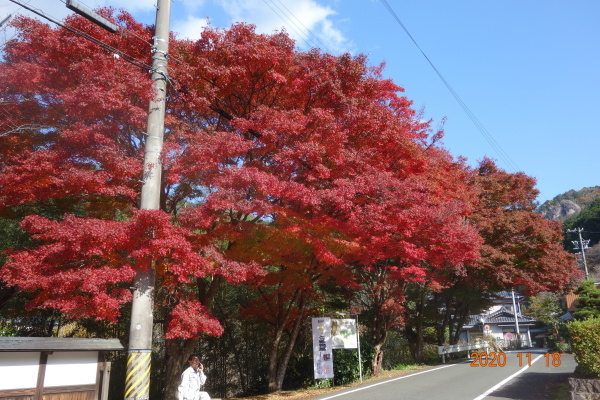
[
  {"left": 525, "top": 292, "right": 567, "bottom": 348},
  {"left": 573, "top": 280, "right": 600, "bottom": 320},
  {"left": 564, "top": 197, "right": 600, "bottom": 247}
]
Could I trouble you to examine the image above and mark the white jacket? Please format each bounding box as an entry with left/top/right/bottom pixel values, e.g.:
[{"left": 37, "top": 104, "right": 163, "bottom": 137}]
[{"left": 178, "top": 366, "right": 209, "bottom": 400}]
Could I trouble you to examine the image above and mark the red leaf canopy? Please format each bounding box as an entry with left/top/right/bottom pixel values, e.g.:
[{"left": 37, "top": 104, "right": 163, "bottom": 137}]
[{"left": 1, "top": 11, "right": 571, "bottom": 339}]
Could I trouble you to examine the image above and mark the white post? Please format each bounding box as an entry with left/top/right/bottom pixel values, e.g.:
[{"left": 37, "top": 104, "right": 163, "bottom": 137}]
[{"left": 355, "top": 314, "right": 363, "bottom": 383}]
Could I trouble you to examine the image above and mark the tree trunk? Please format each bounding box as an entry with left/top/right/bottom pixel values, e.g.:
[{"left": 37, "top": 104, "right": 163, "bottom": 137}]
[
  {"left": 370, "top": 298, "right": 388, "bottom": 376},
  {"left": 0, "top": 283, "right": 17, "bottom": 310},
  {"left": 451, "top": 303, "right": 470, "bottom": 345},
  {"left": 436, "top": 294, "right": 450, "bottom": 346},
  {"left": 273, "top": 291, "right": 310, "bottom": 391},
  {"left": 163, "top": 276, "right": 222, "bottom": 400},
  {"left": 404, "top": 288, "right": 425, "bottom": 364},
  {"left": 371, "top": 344, "right": 385, "bottom": 376},
  {"left": 267, "top": 325, "right": 286, "bottom": 392},
  {"left": 266, "top": 289, "right": 301, "bottom": 393},
  {"left": 164, "top": 338, "right": 200, "bottom": 400}
]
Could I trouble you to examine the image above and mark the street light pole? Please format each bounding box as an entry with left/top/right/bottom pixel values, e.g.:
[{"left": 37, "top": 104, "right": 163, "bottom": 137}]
[{"left": 124, "top": 1, "right": 171, "bottom": 399}]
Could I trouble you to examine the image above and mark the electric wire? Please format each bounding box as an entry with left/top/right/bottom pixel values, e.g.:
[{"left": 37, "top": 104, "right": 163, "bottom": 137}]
[
  {"left": 0, "top": 0, "right": 22, "bottom": 50},
  {"left": 4, "top": 0, "right": 183, "bottom": 96},
  {"left": 264, "top": 0, "right": 326, "bottom": 51},
  {"left": 379, "top": 0, "right": 521, "bottom": 174},
  {"left": 57, "top": 0, "right": 157, "bottom": 50},
  {"left": 58, "top": 0, "right": 186, "bottom": 67},
  {"left": 7, "top": 0, "right": 153, "bottom": 72},
  {"left": 261, "top": 0, "right": 316, "bottom": 50},
  {"left": 274, "top": 0, "right": 330, "bottom": 52}
]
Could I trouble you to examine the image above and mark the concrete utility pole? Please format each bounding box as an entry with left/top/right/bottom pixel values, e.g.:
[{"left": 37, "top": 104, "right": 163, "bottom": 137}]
[
  {"left": 567, "top": 227, "right": 590, "bottom": 280},
  {"left": 511, "top": 289, "right": 521, "bottom": 348},
  {"left": 10, "top": 0, "right": 170, "bottom": 397},
  {"left": 124, "top": 1, "right": 171, "bottom": 399}
]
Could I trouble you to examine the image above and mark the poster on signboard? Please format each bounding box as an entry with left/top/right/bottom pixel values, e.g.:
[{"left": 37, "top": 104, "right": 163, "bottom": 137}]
[
  {"left": 312, "top": 317, "right": 334, "bottom": 379},
  {"left": 331, "top": 319, "right": 358, "bottom": 349}
]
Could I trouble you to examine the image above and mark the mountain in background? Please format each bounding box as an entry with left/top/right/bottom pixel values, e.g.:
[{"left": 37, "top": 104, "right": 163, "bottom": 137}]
[
  {"left": 539, "top": 186, "right": 600, "bottom": 281},
  {"left": 538, "top": 186, "right": 600, "bottom": 222}
]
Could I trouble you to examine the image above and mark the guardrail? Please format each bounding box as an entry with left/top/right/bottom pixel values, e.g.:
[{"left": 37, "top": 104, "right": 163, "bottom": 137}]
[{"left": 438, "top": 341, "right": 489, "bottom": 363}]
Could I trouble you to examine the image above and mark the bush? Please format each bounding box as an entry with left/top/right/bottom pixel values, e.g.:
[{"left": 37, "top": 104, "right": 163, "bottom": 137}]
[
  {"left": 549, "top": 340, "right": 571, "bottom": 353},
  {"left": 332, "top": 349, "right": 362, "bottom": 385},
  {"left": 568, "top": 317, "right": 600, "bottom": 378},
  {"left": 422, "top": 344, "right": 440, "bottom": 364}
]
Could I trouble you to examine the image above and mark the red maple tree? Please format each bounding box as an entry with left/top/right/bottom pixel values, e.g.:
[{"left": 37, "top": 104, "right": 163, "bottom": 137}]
[
  {"left": 0, "top": 9, "right": 581, "bottom": 396},
  {"left": 0, "top": 12, "right": 470, "bottom": 393}
]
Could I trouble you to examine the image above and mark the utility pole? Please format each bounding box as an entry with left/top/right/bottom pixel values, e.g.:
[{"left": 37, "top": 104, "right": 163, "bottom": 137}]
[
  {"left": 124, "top": 1, "right": 171, "bottom": 399},
  {"left": 511, "top": 289, "right": 521, "bottom": 349},
  {"left": 567, "top": 227, "right": 590, "bottom": 280},
  {"left": 9, "top": 0, "right": 170, "bottom": 397}
]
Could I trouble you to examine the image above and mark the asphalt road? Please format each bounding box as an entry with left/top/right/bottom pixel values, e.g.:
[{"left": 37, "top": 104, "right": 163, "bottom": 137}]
[{"left": 312, "top": 349, "right": 577, "bottom": 400}]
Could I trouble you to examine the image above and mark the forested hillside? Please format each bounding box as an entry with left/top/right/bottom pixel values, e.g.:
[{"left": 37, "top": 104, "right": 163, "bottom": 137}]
[
  {"left": 538, "top": 186, "right": 600, "bottom": 221},
  {"left": 538, "top": 187, "right": 600, "bottom": 280}
]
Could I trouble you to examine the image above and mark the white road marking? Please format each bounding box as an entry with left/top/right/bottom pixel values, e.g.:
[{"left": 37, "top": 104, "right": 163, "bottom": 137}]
[
  {"left": 473, "top": 354, "right": 544, "bottom": 400},
  {"left": 317, "top": 364, "right": 457, "bottom": 400}
]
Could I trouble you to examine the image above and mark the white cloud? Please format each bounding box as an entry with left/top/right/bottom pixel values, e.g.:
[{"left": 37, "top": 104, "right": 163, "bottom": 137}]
[
  {"left": 173, "top": 15, "right": 209, "bottom": 41},
  {"left": 179, "top": 0, "right": 208, "bottom": 14},
  {"left": 102, "top": 0, "right": 156, "bottom": 13},
  {"left": 216, "top": 0, "right": 352, "bottom": 53},
  {"left": 0, "top": 0, "right": 71, "bottom": 23},
  {"left": 0, "top": 0, "right": 353, "bottom": 53},
  {"left": 0, "top": 0, "right": 152, "bottom": 26}
]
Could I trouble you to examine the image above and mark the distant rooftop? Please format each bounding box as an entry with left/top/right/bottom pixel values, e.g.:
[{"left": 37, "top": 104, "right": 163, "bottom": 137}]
[{"left": 463, "top": 307, "right": 535, "bottom": 329}]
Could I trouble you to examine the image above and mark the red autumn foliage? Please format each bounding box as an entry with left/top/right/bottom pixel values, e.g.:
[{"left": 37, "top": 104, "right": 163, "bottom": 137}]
[
  {"left": 0, "top": 9, "right": 581, "bottom": 393},
  {"left": 469, "top": 158, "right": 580, "bottom": 294}
]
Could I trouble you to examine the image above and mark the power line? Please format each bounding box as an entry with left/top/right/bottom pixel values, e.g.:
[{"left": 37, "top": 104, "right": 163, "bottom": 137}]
[
  {"left": 266, "top": 0, "right": 326, "bottom": 51},
  {"left": 57, "top": 0, "right": 156, "bottom": 49},
  {"left": 0, "top": 13, "right": 12, "bottom": 28},
  {"left": 378, "top": 0, "right": 521, "bottom": 174},
  {"left": 274, "top": 0, "right": 330, "bottom": 51},
  {"left": 261, "top": 0, "right": 314, "bottom": 49},
  {"left": 7, "top": 0, "right": 152, "bottom": 71}
]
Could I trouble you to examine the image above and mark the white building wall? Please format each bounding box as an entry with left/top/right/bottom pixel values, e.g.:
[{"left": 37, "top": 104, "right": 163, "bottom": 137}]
[
  {"left": 44, "top": 351, "right": 98, "bottom": 387},
  {"left": 0, "top": 352, "right": 40, "bottom": 390},
  {"left": 0, "top": 351, "right": 98, "bottom": 390}
]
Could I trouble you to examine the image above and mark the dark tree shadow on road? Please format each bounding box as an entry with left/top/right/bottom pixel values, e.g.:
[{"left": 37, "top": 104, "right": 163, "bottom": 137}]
[{"left": 487, "top": 372, "right": 572, "bottom": 400}]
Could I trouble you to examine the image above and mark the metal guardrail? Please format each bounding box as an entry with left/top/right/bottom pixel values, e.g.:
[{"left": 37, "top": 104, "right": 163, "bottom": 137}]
[{"left": 438, "top": 341, "right": 489, "bottom": 363}]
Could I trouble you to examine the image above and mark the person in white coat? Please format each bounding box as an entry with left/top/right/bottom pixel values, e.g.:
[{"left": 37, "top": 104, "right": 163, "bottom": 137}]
[{"left": 178, "top": 354, "right": 211, "bottom": 400}]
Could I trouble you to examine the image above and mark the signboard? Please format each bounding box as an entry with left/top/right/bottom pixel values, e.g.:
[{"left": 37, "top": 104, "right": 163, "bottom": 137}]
[
  {"left": 312, "top": 317, "right": 334, "bottom": 379},
  {"left": 331, "top": 319, "right": 358, "bottom": 349}
]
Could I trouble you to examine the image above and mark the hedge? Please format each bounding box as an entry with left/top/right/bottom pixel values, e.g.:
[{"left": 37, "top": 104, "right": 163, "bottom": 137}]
[{"left": 568, "top": 317, "right": 600, "bottom": 378}]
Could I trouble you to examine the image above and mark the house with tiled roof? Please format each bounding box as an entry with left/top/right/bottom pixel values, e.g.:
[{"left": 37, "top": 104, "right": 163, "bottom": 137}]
[{"left": 459, "top": 291, "right": 536, "bottom": 348}]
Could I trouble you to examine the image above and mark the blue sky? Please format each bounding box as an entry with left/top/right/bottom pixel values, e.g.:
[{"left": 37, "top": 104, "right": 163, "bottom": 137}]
[{"left": 1, "top": 0, "right": 598, "bottom": 203}]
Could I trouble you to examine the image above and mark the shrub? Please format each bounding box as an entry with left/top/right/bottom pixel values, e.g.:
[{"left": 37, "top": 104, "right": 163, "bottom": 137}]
[
  {"left": 332, "top": 349, "right": 362, "bottom": 385},
  {"left": 550, "top": 340, "right": 571, "bottom": 353},
  {"left": 568, "top": 317, "right": 600, "bottom": 378},
  {"left": 422, "top": 344, "right": 440, "bottom": 364}
]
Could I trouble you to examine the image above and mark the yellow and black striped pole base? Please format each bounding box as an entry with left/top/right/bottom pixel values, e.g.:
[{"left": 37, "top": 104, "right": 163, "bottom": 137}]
[{"left": 124, "top": 350, "right": 151, "bottom": 400}]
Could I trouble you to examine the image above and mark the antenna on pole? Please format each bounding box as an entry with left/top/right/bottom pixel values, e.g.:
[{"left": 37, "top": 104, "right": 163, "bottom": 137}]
[{"left": 65, "top": 0, "right": 118, "bottom": 32}]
